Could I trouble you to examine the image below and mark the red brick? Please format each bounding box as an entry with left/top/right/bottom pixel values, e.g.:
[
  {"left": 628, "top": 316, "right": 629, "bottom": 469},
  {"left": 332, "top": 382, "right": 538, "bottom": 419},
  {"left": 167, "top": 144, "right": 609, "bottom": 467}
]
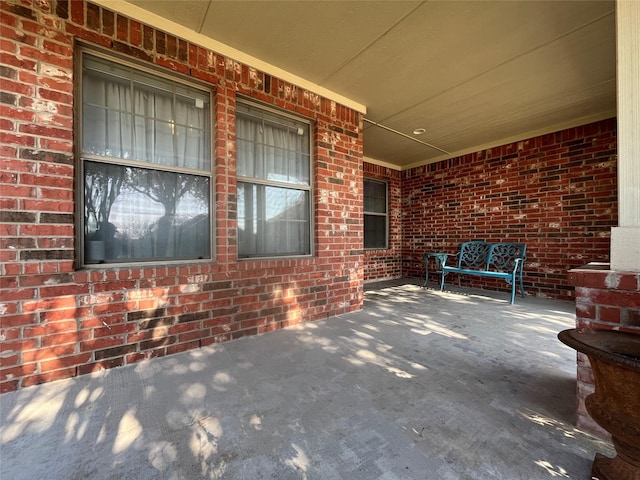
[
  {"left": 92, "top": 323, "right": 135, "bottom": 338},
  {"left": 40, "top": 353, "right": 92, "bottom": 372},
  {"left": 21, "top": 367, "right": 77, "bottom": 387},
  {"left": 23, "top": 319, "right": 79, "bottom": 338},
  {"left": 77, "top": 357, "right": 124, "bottom": 375},
  {"left": 0, "top": 379, "right": 20, "bottom": 393},
  {"left": 167, "top": 340, "right": 200, "bottom": 355},
  {"left": 93, "top": 302, "right": 128, "bottom": 315},
  {"left": 0, "top": 313, "right": 38, "bottom": 328},
  {"left": 23, "top": 344, "right": 77, "bottom": 363},
  {"left": 598, "top": 306, "right": 621, "bottom": 324},
  {"left": 39, "top": 284, "right": 89, "bottom": 298},
  {"left": 80, "top": 337, "right": 124, "bottom": 352},
  {"left": 0, "top": 353, "right": 20, "bottom": 368},
  {"left": 589, "top": 290, "right": 640, "bottom": 309}
]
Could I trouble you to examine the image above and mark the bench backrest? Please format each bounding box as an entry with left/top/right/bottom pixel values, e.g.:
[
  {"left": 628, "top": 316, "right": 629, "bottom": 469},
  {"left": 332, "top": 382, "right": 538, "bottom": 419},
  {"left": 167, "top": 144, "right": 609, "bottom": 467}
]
[
  {"left": 457, "top": 241, "right": 526, "bottom": 272},
  {"left": 457, "top": 241, "right": 492, "bottom": 270},
  {"left": 487, "top": 243, "right": 526, "bottom": 272}
]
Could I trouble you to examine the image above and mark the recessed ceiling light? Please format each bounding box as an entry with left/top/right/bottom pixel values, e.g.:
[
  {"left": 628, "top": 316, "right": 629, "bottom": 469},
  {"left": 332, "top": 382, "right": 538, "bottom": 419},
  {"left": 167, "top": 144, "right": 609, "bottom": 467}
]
[{"left": 413, "top": 128, "right": 426, "bottom": 135}]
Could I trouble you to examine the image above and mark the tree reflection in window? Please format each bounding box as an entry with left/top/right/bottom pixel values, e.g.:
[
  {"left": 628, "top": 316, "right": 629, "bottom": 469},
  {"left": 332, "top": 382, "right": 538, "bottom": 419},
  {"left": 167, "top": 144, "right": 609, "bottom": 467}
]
[{"left": 84, "top": 161, "right": 210, "bottom": 263}]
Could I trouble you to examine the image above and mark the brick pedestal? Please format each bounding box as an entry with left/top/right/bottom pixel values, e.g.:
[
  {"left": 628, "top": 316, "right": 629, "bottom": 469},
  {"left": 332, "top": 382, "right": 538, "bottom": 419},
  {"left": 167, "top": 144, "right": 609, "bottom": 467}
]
[{"left": 568, "top": 263, "right": 640, "bottom": 438}]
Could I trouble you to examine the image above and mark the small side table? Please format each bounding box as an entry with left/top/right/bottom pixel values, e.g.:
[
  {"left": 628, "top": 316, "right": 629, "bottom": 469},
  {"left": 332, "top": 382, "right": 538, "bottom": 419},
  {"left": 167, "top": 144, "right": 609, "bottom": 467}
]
[{"left": 422, "top": 252, "right": 448, "bottom": 288}]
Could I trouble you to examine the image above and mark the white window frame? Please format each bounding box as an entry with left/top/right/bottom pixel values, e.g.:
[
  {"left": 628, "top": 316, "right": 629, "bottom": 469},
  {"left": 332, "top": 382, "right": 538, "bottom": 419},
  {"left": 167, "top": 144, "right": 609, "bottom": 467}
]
[{"left": 76, "top": 47, "right": 214, "bottom": 266}]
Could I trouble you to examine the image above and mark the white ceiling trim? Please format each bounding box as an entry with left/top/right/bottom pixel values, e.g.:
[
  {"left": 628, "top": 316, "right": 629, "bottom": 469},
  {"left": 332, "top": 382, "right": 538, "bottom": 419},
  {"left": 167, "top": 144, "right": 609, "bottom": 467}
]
[
  {"left": 363, "top": 156, "right": 402, "bottom": 171},
  {"left": 90, "top": 0, "right": 367, "bottom": 114}
]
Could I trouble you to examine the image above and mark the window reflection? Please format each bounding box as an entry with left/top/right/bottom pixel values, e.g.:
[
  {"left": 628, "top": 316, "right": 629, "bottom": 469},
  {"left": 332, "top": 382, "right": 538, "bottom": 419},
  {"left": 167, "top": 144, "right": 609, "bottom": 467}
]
[
  {"left": 84, "top": 161, "right": 210, "bottom": 263},
  {"left": 237, "top": 182, "right": 310, "bottom": 257}
]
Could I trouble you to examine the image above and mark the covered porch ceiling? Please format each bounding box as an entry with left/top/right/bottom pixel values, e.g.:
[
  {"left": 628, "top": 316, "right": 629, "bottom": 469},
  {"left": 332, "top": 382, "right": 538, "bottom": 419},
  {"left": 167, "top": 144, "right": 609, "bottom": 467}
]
[{"left": 121, "top": 0, "right": 616, "bottom": 170}]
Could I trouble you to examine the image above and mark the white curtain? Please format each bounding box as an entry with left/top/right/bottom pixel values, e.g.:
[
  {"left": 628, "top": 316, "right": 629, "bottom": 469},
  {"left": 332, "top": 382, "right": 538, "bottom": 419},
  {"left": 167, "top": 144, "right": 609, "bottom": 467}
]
[
  {"left": 83, "top": 67, "right": 209, "bottom": 171},
  {"left": 82, "top": 76, "right": 132, "bottom": 158},
  {"left": 236, "top": 111, "right": 310, "bottom": 257},
  {"left": 236, "top": 112, "right": 309, "bottom": 184}
]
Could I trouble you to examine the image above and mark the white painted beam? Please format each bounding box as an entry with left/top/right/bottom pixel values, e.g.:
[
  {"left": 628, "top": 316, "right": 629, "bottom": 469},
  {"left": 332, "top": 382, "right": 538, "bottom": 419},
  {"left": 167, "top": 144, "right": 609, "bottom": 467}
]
[{"left": 611, "top": 0, "right": 640, "bottom": 272}]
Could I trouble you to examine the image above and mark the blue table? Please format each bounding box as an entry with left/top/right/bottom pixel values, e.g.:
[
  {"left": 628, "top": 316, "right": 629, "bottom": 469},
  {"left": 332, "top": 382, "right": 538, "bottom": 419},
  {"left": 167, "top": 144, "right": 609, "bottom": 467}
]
[{"left": 422, "top": 252, "right": 448, "bottom": 287}]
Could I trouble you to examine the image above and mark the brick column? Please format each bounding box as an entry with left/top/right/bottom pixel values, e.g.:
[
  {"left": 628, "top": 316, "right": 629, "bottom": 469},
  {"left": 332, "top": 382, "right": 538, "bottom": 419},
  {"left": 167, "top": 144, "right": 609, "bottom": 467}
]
[{"left": 568, "top": 264, "right": 640, "bottom": 438}]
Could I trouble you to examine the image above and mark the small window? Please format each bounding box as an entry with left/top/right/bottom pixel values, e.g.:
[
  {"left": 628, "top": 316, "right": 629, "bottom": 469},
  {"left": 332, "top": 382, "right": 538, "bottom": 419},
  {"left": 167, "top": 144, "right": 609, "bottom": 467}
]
[
  {"left": 236, "top": 101, "right": 312, "bottom": 258},
  {"left": 79, "top": 50, "right": 213, "bottom": 265},
  {"left": 364, "top": 178, "right": 388, "bottom": 249}
]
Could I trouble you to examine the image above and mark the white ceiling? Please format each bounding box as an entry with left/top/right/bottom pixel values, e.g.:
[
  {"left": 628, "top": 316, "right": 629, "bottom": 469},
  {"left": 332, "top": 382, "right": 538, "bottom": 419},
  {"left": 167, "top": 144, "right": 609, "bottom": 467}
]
[{"left": 126, "top": 0, "right": 616, "bottom": 170}]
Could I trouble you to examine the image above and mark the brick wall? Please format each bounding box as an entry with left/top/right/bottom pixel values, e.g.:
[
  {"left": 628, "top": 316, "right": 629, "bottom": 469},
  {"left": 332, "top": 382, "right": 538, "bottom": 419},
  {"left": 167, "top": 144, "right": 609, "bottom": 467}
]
[
  {"left": 0, "top": 0, "right": 364, "bottom": 392},
  {"left": 397, "top": 119, "right": 617, "bottom": 299},
  {"left": 568, "top": 266, "right": 640, "bottom": 438},
  {"left": 363, "top": 163, "right": 402, "bottom": 282}
]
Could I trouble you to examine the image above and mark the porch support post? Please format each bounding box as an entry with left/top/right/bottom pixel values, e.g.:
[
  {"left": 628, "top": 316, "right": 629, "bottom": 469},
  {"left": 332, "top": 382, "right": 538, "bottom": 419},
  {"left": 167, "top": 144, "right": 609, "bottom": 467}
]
[
  {"left": 567, "top": 0, "right": 640, "bottom": 440},
  {"left": 611, "top": 0, "right": 640, "bottom": 272}
]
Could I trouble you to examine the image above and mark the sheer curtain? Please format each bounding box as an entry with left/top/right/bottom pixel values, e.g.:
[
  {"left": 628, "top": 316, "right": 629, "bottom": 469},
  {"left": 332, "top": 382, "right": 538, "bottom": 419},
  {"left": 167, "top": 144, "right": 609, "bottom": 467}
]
[
  {"left": 82, "top": 55, "right": 211, "bottom": 263},
  {"left": 83, "top": 62, "right": 209, "bottom": 170},
  {"left": 236, "top": 108, "right": 310, "bottom": 257}
]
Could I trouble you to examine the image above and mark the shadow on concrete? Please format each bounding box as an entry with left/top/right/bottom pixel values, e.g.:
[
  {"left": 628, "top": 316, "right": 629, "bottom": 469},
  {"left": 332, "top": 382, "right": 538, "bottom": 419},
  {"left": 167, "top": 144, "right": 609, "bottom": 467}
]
[{"left": 1, "top": 279, "right": 613, "bottom": 479}]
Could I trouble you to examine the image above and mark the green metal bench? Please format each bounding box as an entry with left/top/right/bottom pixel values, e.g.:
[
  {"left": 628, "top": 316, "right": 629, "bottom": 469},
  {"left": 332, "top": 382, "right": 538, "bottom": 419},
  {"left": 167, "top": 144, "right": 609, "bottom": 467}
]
[{"left": 435, "top": 241, "right": 526, "bottom": 304}]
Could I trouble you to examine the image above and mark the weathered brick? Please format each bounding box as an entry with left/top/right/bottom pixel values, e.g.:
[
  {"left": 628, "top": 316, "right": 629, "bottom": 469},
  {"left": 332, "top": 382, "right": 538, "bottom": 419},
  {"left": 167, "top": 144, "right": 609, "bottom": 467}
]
[
  {"left": 94, "top": 344, "right": 137, "bottom": 360},
  {"left": 178, "top": 311, "right": 210, "bottom": 324},
  {"left": 21, "top": 368, "right": 77, "bottom": 387},
  {"left": 140, "top": 336, "right": 176, "bottom": 351},
  {"left": 127, "top": 308, "right": 167, "bottom": 322},
  {"left": 77, "top": 357, "right": 123, "bottom": 375},
  {"left": 393, "top": 118, "right": 616, "bottom": 301}
]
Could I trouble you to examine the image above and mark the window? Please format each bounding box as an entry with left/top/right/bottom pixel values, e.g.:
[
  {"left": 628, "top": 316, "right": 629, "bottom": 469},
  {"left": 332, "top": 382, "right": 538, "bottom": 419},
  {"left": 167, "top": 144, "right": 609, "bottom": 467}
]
[
  {"left": 79, "top": 50, "right": 212, "bottom": 265},
  {"left": 236, "top": 101, "right": 312, "bottom": 258},
  {"left": 364, "top": 178, "right": 388, "bottom": 249}
]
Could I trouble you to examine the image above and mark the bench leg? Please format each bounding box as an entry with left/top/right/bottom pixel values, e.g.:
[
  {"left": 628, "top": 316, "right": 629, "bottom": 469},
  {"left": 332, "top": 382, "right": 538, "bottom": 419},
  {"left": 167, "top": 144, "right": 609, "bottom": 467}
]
[{"left": 519, "top": 272, "right": 525, "bottom": 298}]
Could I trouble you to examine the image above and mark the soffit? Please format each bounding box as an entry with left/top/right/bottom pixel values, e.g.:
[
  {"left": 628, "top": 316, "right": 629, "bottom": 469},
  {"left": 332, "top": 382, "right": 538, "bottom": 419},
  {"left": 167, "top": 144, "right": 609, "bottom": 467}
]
[{"left": 126, "top": 0, "right": 617, "bottom": 170}]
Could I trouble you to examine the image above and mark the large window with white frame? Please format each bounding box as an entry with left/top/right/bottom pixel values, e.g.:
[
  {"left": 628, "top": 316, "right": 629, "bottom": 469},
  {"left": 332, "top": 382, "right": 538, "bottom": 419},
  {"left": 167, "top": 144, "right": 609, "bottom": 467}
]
[
  {"left": 78, "top": 49, "right": 213, "bottom": 265},
  {"left": 236, "top": 100, "right": 312, "bottom": 258},
  {"left": 364, "top": 178, "right": 388, "bottom": 249}
]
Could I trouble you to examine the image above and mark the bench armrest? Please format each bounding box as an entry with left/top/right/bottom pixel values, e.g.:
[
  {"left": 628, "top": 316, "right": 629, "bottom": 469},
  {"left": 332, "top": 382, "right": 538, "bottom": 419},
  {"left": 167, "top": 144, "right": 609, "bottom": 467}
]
[
  {"left": 444, "top": 252, "right": 460, "bottom": 266},
  {"left": 512, "top": 257, "right": 525, "bottom": 273}
]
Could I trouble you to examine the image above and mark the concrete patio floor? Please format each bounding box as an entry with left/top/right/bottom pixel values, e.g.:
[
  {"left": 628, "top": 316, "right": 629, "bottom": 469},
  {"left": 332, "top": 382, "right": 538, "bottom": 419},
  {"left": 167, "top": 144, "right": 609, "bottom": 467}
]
[{"left": 0, "top": 279, "right": 614, "bottom": 480}]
